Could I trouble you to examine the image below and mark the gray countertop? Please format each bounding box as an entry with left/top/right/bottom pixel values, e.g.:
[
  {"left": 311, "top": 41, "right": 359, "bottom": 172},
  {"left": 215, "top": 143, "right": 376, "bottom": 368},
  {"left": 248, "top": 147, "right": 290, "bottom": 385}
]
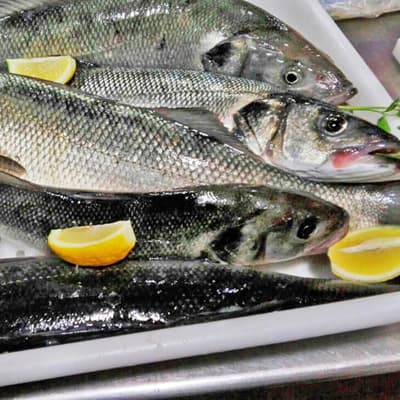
[{"left": 2, "top": 322, "right": 400, "bottom": 399}]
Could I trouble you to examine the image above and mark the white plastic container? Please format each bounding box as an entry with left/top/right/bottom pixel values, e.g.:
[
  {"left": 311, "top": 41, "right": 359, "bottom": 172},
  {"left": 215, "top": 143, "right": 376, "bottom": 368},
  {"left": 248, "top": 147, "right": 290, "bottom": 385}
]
[{"left": 0, "top": 0, "right": 398, "bottom": 387}]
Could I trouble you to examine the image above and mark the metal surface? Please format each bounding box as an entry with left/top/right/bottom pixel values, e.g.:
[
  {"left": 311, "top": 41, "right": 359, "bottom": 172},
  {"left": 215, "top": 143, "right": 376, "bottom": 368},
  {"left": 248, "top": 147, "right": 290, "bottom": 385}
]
[{"left": 2, "top": 322, "right": 400, "bottom": 399}]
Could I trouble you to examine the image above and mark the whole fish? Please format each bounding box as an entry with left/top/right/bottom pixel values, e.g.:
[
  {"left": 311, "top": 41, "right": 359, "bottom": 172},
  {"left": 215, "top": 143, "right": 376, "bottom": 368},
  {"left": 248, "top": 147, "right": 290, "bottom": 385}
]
[
  {"left": 0, "top": 0, "right": 356, "bottom": 102},
  {"left": 70, "top": 66, "right": 400, "bottom": 183},
  {"left": 1, "top": 257, "right": 398, "bottom": 352},
  {"left": 321, "top": 0, "right": 400, "bottom": 19},
  {"left": 0, "top": 73, "right": 397, "bottom": 230},
  {"left": 0, "top": 175, "right": 349, "bottom": 263}
]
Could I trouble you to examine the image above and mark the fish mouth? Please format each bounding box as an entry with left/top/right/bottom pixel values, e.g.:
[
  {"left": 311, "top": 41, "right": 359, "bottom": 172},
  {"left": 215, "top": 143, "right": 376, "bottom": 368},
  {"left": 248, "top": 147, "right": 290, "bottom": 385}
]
[
  {"left": 372, "top": 147, "right": 400, "bottom": 157},
  {"left": 331, "top": 143, "right": 400, "bottom": 169},
  {"left": 305, "top": 223, "right": 349, "bottom": 256},
  {"left": 324, "top": 85, "right": 358, "bottom": 105}
]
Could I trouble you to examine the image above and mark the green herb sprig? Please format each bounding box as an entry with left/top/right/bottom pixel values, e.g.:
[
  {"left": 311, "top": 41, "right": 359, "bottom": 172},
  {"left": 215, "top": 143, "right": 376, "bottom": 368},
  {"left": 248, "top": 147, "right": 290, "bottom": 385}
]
[{"left": 339, "top": 98, "right": 400, "bottom": 134}]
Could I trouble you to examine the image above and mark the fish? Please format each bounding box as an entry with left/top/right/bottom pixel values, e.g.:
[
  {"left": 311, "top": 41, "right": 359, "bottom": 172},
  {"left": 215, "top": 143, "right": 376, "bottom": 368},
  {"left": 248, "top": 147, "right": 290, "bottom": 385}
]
[
  {"left": 0, "top": 174, "right": 349, "bottom": 264},
  {"left": 0, "top": 0, "right": 356, "bottom": 102},
  {"left": 70, "top": 66, "right": 400, "bottom": 182},
  {"left": 234, "top": 93, "right": 400, "bottom": 183},
  {"left": 0, "top": 72, "right": 397, "bottom": 230},
  {"left": 321, "top": 0, "right": 400, "bottom": 19},
  {"left": 70, "top": 65, "right": 276, "bottom": 129},
  {"left": 1, "top": 257, "right": 398, "bottom": 352}
]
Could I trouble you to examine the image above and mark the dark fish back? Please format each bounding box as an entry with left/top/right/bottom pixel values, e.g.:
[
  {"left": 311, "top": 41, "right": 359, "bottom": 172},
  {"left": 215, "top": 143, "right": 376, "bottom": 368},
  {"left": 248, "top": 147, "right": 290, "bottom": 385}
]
[
  {"left": 0, "top": 258, "right": 396, "bottom": 352},
  {"left": 0, "top": 182, "right": 265, "bottom": 260},
  {"left": 0, "top": 0, "right": 279, "bottom": 67}
]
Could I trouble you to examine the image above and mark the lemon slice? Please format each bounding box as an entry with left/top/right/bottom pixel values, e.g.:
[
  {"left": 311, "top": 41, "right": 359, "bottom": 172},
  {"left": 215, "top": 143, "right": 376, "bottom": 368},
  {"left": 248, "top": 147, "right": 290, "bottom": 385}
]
[
  {"left": 48, "top": 221, "right": 136, "bottom": 267},
  {"left": 6, "top": 56, "right": 77, "bottom": 84},
  {"left": 328, "top": 225, "right": 400, "bottom": 283}
]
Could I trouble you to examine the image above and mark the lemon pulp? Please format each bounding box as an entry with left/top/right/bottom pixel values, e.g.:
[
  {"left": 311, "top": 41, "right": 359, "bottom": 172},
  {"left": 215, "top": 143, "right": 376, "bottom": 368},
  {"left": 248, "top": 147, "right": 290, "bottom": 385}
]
[
  {"left": 328, "top": 225, "right": 400, "bottom": 282},
  {"left": 48, "top": 220, "right": 136, "bottom": 267},
  {"left": 6, "top": 56, "right": 76, "bottom": 84}
]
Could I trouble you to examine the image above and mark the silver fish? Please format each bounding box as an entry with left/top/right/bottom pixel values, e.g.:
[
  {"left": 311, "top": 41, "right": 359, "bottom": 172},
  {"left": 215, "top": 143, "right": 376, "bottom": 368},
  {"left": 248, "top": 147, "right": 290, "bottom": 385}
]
[
  {"left": 0, "top": 174, "right": 349, "bottom": 263},
  {"left": 1, "top": 257, "right": 398, "bottom": 352},
  {"left": 0, "top": 0, "right": 356, "bottom": 102},
  {"left": 70, "top": 66, "right": 400, "bottom": 182},
  {"left": 70, "top": 65, "right": 276, "bottom": 129},
  {"left": 0, "top": 72, "right": 397, "bottom": 230}
]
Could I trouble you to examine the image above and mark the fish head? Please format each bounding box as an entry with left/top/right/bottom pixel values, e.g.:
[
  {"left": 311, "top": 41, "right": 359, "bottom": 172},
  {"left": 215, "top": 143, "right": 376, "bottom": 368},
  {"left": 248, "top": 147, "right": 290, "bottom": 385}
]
[
  {"left": 234, "top": 94, "right": 400, "bottom": 182},
  {"left": 202, "top": 32, "right": 355, "bottom": 103},
  {"left": 208, "top": 187, "right": 349, "bottom": 265},
  {"left": 259, "top": 190, "right": 349, "bottom": 263}
]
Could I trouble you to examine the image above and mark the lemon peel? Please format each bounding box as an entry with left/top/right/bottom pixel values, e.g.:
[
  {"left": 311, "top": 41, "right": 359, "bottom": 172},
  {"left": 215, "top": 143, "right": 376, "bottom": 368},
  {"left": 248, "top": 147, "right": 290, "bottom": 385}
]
[{"left": 48, "top": 220, "right": 136, "bottom": 267}]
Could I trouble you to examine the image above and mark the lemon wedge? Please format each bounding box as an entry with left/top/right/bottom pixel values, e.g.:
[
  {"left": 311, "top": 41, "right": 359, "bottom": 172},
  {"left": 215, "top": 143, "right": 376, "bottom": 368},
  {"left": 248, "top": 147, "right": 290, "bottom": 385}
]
[
  {"left": 328, "top": 226, "right": 400, "bottom": 283},
  {"left": 6, "top": 56, "right": 77, "bottom": 84},
  {"left": 48, "top": 221, "right": 136, "bottom": 267}
]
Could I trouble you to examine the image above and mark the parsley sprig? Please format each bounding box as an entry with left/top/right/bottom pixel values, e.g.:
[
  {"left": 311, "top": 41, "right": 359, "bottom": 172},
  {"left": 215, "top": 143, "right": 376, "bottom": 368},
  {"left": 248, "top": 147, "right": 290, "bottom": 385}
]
[
  {"left": 339, "top": 99, "right": 400, "bottom": 159},
  {"left": 339, "top": 98, "right": 400, "bottom": 134}
]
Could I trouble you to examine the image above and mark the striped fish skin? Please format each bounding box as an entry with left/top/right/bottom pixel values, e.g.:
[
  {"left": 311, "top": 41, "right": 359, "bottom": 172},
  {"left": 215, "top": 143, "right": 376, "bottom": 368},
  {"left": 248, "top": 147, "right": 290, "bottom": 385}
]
[
  {"left": 0, "top": 72, "right": 397, "bottom": 230},
  {"left": 70, "top": 66, "right": 275, "bottom": 124},
  {"left": 0, "top": 257, "right": 397, "bottom": 353},
  {"left": 0, "top": 177, "right": 349, "bottom": 264},
  {"left": 0, "top": 0, "right": 355, "bottom": 102},
  {"left": 0, "top": 72, "right": 264, "bottom": 193}
]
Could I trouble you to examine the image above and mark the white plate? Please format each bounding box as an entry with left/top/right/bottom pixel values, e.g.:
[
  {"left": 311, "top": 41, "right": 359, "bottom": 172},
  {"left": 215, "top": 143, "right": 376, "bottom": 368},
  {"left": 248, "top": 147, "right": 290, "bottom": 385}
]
[{"left": 1, "top": 0, "right": 399, "bottom": 387}]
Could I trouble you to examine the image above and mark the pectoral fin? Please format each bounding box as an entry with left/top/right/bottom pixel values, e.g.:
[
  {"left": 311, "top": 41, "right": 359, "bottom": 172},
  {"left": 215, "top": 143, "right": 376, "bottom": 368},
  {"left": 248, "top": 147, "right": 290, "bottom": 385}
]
[
  {"left": 0, "top": 155, "right": 26, "bottom": 178},
  {"left": 154, "top": 107, "right": 261, "bottom": 159}
]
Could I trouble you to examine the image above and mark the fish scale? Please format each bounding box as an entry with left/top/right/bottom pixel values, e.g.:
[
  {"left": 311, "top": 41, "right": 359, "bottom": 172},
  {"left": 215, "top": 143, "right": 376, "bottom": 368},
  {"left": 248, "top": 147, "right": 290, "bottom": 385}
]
[
  {"left": 0, "top": 0, "right": 355, "bottom": 101},
  {"left": 68, "top": 66, "right": 400, "bottom": 184},
  {"left": 0, "top": 73, "right": 396, "bottom": 229},
  {"left": 70, "top": 66, "right": 274, "bottom": 117},
  {"left": 0, "top": 257, "right": 397, "bottom": 352},
  {"left": 0, "top": 73, "right": 264, "bottom": 192},
  {"left": 0, "top": 0, "right": 271, "bottom": 67},
  {"left": 0, "top": 180, "right": 348, "bottom": 264}
]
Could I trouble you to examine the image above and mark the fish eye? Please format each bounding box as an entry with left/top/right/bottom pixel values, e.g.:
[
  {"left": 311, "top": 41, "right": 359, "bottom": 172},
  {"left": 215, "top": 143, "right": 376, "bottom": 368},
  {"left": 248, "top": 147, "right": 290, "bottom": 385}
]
[
  {"left": 322, "top": 113, "right": 348, "bottom": 135},
  {"left": 297, "top": 216, "right": 318, "bottom": 240},
  {"left": 283, "top": 68, "right": 302, "bottom": 85}
]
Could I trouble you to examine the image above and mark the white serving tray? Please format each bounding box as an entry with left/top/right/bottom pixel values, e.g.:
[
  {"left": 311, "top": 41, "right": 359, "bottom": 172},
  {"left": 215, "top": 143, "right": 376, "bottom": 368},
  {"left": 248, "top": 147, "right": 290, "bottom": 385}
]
[{"left": 0, "top": 0, "right": 399, "bottom": 387}]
